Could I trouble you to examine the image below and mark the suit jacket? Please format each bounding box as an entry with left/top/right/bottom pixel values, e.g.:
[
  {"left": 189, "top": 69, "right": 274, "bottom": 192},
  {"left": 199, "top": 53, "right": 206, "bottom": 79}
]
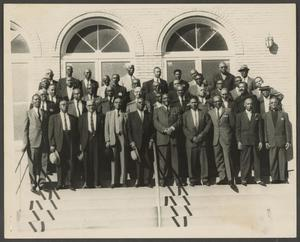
[
  {"left": 230, "top": 88, "right": 240, "bottom": 100},
  {"left": 243, "top": 76, "right": 255, "bottom": 92},
  {"left": 233, "top": 93, "right": 259, "bottom": 114},
  {"left": 104, "top": 110, "right": 127, "bottom": 146},
  {"left": 57, "top": 77, "right": 81, "bottom": 98},
  {"left": 208, "top": 108, "right": 235, "bottom": 146},
  {"left": 78, "top": 112, "right": 104, "bottom": 151},
  {"left": 142, "top": 79, "right": 168, "bottom": 94},
  {"left": 264, "top": 111, "right": 291, "bottom": 147},
  {"left": 100, "top": 97, "right": 115, "bottom": 115},
  {"left": 183, "top": 109, "right": 212, "bottom": 148},
  {"left": 212, "top": 72, "right": 235, "bottom": 91},
  {"left": 80, "top": 79, "right": 99, "bottom": 97},
  {"left": 153, "top": 106, "right": 182, "bottom": 146},
  {"left": 236, "top": 111, "right": 263, "bottom": 145},
  {"left": 68, "top": 100, "right": 87, "bottom": 117},
  {"left": 127, "top": 110, "right": 154, "bottom": 149},
  {"left": 170, "top": 93, "right": 190, "bottom": 114},
  {"left": 23, "top": 109, "right": 49, "bottom": 149},
  {"left": 126, "top": 100, "right": 151, "bottom": 113},
  {"left": 38, "top": 79, "right": 58, "bottom": 90},
  {"left": 48, "top": 113, "right": 78, "bottom": 153}
]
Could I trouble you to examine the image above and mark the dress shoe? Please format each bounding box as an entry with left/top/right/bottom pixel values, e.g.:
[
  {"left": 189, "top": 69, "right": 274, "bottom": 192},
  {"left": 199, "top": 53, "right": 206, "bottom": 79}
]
[
  {"left": 181, "top": 181, "right": 188, "bottom": 186},
  {"left": 241, "top": 180, "right": 247, "bottom": 186},
  {"left": 147, "top": 183, "right": 153, "bottom": 188},
  {"left": 256, "top": 180, "right": 266, "bottom": 186},
  {"left": 159, "top": 180, "right": 166, "bottom": 187},
  {"left": 217, "top": 178, "right": 226, "bottom": 185},
  {"left": 121, "top": 183, "right": 127, "bottom": 188},
  {"left": 202, "top": 180, "right": 210, "bottom": 186},
  {"left": 95, "top": 185, "right": 102, "bottom": 188},
  {"left": 110, "top": 184, "right": 116, "bottom": 188},
  {"left": 30, "top": 184, "right": 37, "bottom": 192},
  {"left": 280, "top": 180, "right": 289, "bottom": 184},
  {"left": 81, "top": 183, "right": 88, "bottom": 189},
  {"left": 56, "top": 184, "right": 63, "bottom": 190},
  {"left": 189, "top": 182, "right": 196, "bottom": 187}
]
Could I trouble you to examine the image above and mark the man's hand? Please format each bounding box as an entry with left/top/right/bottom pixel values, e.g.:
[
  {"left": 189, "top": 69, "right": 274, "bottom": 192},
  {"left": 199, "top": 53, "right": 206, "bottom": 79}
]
[
  {"left": 265, "top": 143, "right": 270, "bottom": 149},
  {"left": 258, "top": 142, "right": 263, "bottom": 151},
  {"left": 148, "top": 139, "right": 154, "bottom": 149},
  {"left": 285, "top": 142, "right": 291, "bottom": 150},
  {"left": 237, "top": 142, "right": 243, "bottom": 150},
  {"left": 192, "top": 137, "right": 198, "bottom": 143},
  {"left": 105, "top": 142, "right": 110, "bottom": 148},
  {"left": 50, "top": 146, "right": 55, "bottom": 153}
]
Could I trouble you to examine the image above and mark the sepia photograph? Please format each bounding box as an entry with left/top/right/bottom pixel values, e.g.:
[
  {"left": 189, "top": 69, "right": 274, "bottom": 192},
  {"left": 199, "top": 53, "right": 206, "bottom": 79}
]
[{"left": 3, "top": 3, "right": 297, "bottom": 238}]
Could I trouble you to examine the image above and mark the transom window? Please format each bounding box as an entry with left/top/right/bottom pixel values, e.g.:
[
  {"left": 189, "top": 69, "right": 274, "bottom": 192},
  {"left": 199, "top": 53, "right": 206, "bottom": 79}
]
[
  {"left": 10, "top": 24, "right": 30, "bottom": 53},
  {"left": 66, "top": 25, "right": 129, "bottom": 53},
  {"left": 166, "top": 23, "right": 228, "bottom": 52}
]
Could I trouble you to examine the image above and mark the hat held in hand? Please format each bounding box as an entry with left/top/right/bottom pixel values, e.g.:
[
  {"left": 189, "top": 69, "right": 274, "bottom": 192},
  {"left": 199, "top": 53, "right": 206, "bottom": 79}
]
[{"left": 49, "top": 150, "right": 60, "bottom": 164}]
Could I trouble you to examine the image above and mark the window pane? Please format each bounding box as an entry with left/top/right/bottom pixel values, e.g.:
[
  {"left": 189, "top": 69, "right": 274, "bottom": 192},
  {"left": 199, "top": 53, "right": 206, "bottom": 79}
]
[
  {"left": 11, "top": 34, "right": 30, "bottom": 53},
  {"left": 166, "top": 60, "right": 195, "bottom": 83},
  {"left": 101, "top": 61, "right": 130, "bottom": 86},
  {"left": 66, "top": 62, "right": 95, "bottom": 81},
  {"left": 166, "top": 34, "right": 193, "bottom": 52},
  {"left": 201, "top": 32, "right": 228, "bottom": 51},
  {"left": 102, "top": 34, "right": 129, "bottom": 52},
  {"left": 176, "top": 24, "right": 196, "bottom": 49},
  {"left": 13, "top": 103, "right": 28, "bottom": 140},
  {"left": 66, "top": 34, "right": 94, "bottom": 53},
  {"left": 197, "top": 24, "right": 215, "bottom": 49},
  {"left": 77, "top": 25, "right": 97, "bottom": 50},
  {"left": 202, "top": 59, "right": 230, "bottom": 89},
  {"left": 98, "top": 25, "right": 119, "bottom": 50}
]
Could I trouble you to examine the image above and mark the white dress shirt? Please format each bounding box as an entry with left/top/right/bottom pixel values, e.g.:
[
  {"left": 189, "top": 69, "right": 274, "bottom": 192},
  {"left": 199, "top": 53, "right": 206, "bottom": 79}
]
[
  {"left": 137, "top": 109, "right": 144, "bottom": 122},
  {"left": 48, "top": 95, "right": 57, "bottom": 103},
  {"left": 74, "top": 100, "right": 83, "bottom": 117},
  {"left": 41, "top": 101, "right": 47, "bottom": 111},
  {"left": 221, "top": 72, "right": 227, "bottom": 80},
  {"left": 67, "top": 86, "right": 73, "bottom": 100},
  {"left": 263, "top": 96, "right": 270, "bottom": 112},
  {"left": 60, "top": 111, "right": 71, "bottom": 131},
  {"left": 215, "top": 107, "right": 223, "bottom": 118},
  {"left": 198, "top": 97, "right": 206, "bottom": 104},
  {"left": 222, "top": 99, "right": 229, "bottom": 108},
  {"left": 88, "top": 111, "right": 97, "bottom": 132},
  {"left": 245, "top": 109, "right": 252, "bottom": 121},
  {"left": 84, "top": 78, "right": 91, "bottom": 88},
  {"left": 191, "top": 109, "right": 199, "bottom": 127}
]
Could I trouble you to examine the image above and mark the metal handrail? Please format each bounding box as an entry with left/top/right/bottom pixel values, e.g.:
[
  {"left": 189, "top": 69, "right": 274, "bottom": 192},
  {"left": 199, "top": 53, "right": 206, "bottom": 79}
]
[
  {"left": 15, "top": 149, "right": 26, "bottom": 173},
  {"left": 152, "top": 142, "right": 161, "bottom": 227}
]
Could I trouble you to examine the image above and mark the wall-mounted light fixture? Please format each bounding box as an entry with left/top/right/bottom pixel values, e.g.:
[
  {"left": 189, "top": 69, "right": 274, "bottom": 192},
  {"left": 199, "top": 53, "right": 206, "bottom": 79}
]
[{"left": 265, "top": 34, "right": 274, "bottom": 49}]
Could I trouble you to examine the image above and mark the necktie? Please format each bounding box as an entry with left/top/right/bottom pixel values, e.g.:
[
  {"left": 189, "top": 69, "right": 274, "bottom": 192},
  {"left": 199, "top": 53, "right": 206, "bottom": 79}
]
[
  {"left": 76, "top": 102, "right": 80, "bottom": 117},
  {"left": 90, "top": 112, "right": 95, "bottom": 135},
  {"left": 63, "top": 113, "right": 68, "bottom": 131},
  {"left": 37, "top": 109, "right": 41, "bottom": 121}
]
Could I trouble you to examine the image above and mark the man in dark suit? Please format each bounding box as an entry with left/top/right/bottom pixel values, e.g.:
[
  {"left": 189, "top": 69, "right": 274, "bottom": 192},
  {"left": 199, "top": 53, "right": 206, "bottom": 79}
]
[
  {"left": 170, "top": 85, "right": 190, "bottom": 113},
  {"left": 111, "top": 74, "right": 128, "bottom": 111},
  {"left": 238, "top": 65, "right": 255, "bottom": 92},
  {"left": 57, "top": 65, "right": 81, "bottom": 98},
  {"left": 230, "top": 76, "right": 242, "bottom": 101},
  {"left": 127, "top": 97, "right": 154, "bottom": 187},
  {"left": 23, "top": 94, "right": 49, "bottom": 192},
  {"left": 38, "top": 88, "right": 58, "bottom": 115},
  {"left": 105, "top": 97, "right": 128, "bottom": 187},
  {"left": 68, "top": 88, "right": 87, "bottom": 118},
  {"left": 197, "top": 85, "right": 212, "bottom": 113},
  {"left": 210, "top": 79, "right": 224, "bottom": 98},
  {"left": 169, "top": 69, "right": 189, "bottom": 93},
  {"left": 81, "top": 69, "right": 99, "bottom": 97},
  {"left": 142, "top": 67, "right": 168, "bottom": 95},
  {"left": 212, "top": 62, "right": 235, "bottom": 91},
  {"left": 236, "top": 98, "right": 265, "bottom": 186},
  {"left": 98, "top": 75, "right": 111, "bottom": 98},
  {"left": 233, "top": 82, "right": 259, "bottom": 114},
  {"left": 48, "top": 99, "right": 78, "bottom": 190},
  {"left": 78, "top": 100, "right": 103, "bottom": 188},
  {"left": 208, "top": 95, "right": 235, "bottom": 187},
  {"left": 126, "top": 87, "right": 151, "bottom": 113},
  {"left": 47, "top": 84, "right": 61, "bottom": 115},
  {"left": 38, "top": 69, "right": 58, "bottom": 91},
  {"left": 100, "top": 86, "right": 115, "bottom": 116},
  {"left": 153, "top": 93, "right": 183, "bottom": 186},
  {"left": 264, "top": 97, "right": 291, "bottom": 183},
  {"left": 183, "top": 96, "right": 212, "bottom": 186}
]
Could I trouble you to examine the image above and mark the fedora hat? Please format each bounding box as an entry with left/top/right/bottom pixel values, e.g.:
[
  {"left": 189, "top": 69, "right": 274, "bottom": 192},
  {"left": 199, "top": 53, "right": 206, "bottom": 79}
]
[
  {"left": 238, "top": 64, "right": 249, "bottom": 72},
  {"left": 130, "top": 149, "right": 138, "bottom": 161},
  {"left": 49, "top": 150, "right": 60, "bottom": 165}
]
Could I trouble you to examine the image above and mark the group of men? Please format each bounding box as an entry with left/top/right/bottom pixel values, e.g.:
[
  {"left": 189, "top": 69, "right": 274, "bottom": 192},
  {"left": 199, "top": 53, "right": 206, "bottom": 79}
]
[{"left": 23, "top": 62, "right": 292, "bottom": 192}]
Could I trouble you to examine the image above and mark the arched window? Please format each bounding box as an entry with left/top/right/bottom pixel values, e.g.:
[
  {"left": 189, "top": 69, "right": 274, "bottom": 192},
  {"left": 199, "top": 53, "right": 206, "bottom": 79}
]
[
  {"left": 61, "top": 20, "right": 132, "bottom": 87},
  {"left": 163, "top": 20, "right": 231, "bottom": 84}
]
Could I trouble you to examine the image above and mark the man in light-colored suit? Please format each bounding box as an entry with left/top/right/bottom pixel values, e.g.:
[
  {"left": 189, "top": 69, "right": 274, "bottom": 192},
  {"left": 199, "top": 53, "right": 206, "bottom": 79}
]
[
  {"left": 208, "top": 95, "right": 235, "bottom": 186},
  {"left": 183, "top": 96, "right": 212, "bottom": 186},
  {"left": 23, "top": 94, "right": 49, "bottom": 192},
  {"left": 105, "top": 97, "right": 127, "bottom": 187},
  {"left": 264, "top": 97, "right": 291, "bottom": 183}
]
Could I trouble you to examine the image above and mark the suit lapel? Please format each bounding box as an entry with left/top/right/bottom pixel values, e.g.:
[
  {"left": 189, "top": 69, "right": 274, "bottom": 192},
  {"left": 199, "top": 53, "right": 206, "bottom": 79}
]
[{"left": 219, "top": 108, "right": 225, "bottom": 119}]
